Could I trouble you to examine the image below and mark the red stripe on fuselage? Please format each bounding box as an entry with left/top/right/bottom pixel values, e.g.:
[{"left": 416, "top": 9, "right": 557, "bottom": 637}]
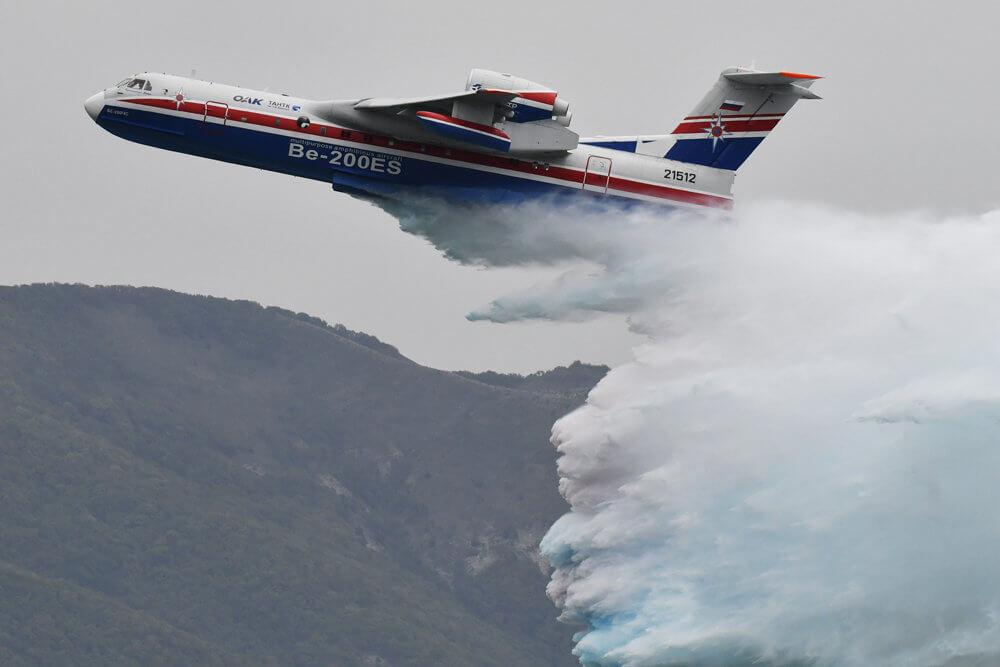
[
  {"left": 125, "top": 97, "right": 182, "bottom": 111},
  {"left": 116, "top": 97, "right": 731, "bottom": 209},
  {"left": 609, "top": 176, "right": 732, "bottom": 209}
]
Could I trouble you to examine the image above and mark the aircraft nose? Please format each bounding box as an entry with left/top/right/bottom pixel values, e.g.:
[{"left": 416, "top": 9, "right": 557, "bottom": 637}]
[{"left": 84, "top": 91, "right": 104, "bottom": 121}]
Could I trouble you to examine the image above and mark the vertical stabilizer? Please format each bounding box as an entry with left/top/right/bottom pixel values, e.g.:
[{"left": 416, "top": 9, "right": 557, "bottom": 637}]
[{"left": 665, "top": 67, "right": 821, "bottom": 170}]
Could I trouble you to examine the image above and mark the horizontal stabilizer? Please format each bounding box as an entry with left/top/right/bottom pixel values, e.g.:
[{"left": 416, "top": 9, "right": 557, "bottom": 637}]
[
  {"left": 723, "top": 70, "right": 821, "bottom": 85},
  {"left": 723, "top": 70, "right": 823, "bottom": 99}
]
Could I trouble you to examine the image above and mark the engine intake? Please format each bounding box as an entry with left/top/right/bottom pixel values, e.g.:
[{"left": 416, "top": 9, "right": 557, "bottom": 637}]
[{"left": 466, "top": 69, "right": 571, "bottom": 125}]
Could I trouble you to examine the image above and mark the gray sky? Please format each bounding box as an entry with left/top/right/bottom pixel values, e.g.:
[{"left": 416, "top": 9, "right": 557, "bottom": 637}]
[{"left": 1, "top": 0, "right": 996, "bottom": 372}]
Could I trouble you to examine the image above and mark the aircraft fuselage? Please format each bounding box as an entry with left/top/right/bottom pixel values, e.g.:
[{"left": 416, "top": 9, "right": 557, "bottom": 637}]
[{"left": 85, "top": 72, "right": 735, "bottom": 209}]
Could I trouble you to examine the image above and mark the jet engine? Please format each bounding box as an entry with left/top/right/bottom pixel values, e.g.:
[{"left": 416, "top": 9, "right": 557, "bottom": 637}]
[
  {"left": 465, "top": 69, "right": 571, "bottom": 125},
  {"left": 320, "top": 67, "right": 580, "bottom": 155}
]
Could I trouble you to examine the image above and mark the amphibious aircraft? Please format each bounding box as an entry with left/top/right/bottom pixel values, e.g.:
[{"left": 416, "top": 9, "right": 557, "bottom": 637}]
[{"left": 84, "top": 67, "right": 820, "bottom": 210}]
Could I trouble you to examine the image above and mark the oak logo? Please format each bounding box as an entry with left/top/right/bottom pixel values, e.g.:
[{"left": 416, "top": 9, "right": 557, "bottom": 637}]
[{"left": 233, "top": 95, "right": 262, "bottom": 105}]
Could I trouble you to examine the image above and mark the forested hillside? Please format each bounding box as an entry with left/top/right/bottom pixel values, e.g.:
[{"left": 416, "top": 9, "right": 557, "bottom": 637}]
[{"left": 0, "top": 284, "right": 606, "bottom": 666}]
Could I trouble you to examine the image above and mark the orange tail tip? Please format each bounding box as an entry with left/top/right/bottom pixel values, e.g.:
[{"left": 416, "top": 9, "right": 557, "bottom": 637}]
[{"left": 779, "top": 70, "right": 823, "bottom": 80}]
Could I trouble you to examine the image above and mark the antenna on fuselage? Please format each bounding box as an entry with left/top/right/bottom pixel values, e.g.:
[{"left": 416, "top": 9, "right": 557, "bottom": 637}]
[{"left": 190, "top": 68, "right": 197, "bottom": 79}]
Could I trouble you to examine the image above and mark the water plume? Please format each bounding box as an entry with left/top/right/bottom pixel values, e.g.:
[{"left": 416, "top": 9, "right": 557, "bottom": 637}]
[{"left": 382, "top": 191, "right": 1000, "bottom": 666}]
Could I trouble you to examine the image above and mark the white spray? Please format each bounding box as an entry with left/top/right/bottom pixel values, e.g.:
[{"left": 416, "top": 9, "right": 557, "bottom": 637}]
[{"left": 385, "top": 194, "right": 1000, "bottom": 666}]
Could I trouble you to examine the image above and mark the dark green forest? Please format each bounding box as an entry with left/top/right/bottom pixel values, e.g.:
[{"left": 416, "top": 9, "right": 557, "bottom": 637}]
[{"left": 0, "top": 284, "right": 606, "bottom": 666}]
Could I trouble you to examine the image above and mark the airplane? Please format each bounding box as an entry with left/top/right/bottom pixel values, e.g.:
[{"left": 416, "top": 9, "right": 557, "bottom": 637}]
[{"left": 84, "top": 67, "right": 821, "bottom": 211}]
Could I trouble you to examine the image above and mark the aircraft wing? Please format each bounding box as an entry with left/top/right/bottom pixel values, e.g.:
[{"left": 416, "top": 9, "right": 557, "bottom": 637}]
[
  {"left": 353, "top": 88, "right": 520, "bottom": 113},
  {"left": 344, "top": 70, "right": 578, "bottom": 154}
]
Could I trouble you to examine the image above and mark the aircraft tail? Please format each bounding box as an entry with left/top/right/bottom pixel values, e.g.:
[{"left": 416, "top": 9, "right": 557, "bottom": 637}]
[{"left": 664, "top": 67, "right": 822, "bottom": 171}]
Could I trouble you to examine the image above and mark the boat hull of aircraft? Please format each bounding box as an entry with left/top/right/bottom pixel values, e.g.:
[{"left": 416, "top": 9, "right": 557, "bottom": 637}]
[{"left": 91, "top": 101, "right": 592, "bottom": 206}]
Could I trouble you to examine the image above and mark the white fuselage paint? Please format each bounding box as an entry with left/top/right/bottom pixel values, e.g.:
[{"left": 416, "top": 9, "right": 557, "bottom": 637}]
[{"left": 86, "top": 72, "right": 737, "bottom": 210}]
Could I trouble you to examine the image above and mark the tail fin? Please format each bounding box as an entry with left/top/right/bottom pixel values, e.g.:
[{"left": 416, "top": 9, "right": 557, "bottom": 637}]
[{"left": 665, "top": 67, "right": 822, "bottom": 170}]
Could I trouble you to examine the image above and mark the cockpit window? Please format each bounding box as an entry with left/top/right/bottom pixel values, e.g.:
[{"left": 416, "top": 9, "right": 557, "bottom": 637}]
[
  {"left": 126, "top": 78, "right": 147, "bottom": 90},
  {"left": 143, "top": 80, "right": 152, "bottom": 91}
]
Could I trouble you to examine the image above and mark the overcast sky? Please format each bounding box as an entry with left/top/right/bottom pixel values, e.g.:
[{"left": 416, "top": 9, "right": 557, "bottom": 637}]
[{"left": 1, "top": 1, "right": 996, "bottom": 372}]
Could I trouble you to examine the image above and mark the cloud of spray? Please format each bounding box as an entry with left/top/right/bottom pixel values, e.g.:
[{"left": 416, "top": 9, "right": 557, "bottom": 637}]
[{"left": 382, "top": 193, "right": 1000, "bottom": 666}]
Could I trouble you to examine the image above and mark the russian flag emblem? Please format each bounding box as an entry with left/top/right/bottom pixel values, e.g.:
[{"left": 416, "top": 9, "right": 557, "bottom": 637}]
[{"left": 719, "top": 100, "right": 744, "bottom": 112}]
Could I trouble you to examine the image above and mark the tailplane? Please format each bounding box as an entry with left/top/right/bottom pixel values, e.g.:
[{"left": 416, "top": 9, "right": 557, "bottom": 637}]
[{"left": 665, "top": 67, "right": 822, "bottom": 170}]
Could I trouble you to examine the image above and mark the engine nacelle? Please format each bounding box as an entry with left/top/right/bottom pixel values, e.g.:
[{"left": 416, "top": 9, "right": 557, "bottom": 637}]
[{"left": 465, "top": 69, "right": 571, "bottom": 125}]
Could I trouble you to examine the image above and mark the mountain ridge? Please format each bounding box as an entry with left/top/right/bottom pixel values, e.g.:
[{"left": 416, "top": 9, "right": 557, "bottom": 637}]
[{"left": 0, "top": 283, "right": 605, "bottom": 666}]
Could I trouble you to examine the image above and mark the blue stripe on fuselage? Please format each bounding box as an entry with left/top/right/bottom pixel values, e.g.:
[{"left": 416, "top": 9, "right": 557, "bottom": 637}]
[{"left": 94, "top": 105, "right": 600, "bottom": 205}]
